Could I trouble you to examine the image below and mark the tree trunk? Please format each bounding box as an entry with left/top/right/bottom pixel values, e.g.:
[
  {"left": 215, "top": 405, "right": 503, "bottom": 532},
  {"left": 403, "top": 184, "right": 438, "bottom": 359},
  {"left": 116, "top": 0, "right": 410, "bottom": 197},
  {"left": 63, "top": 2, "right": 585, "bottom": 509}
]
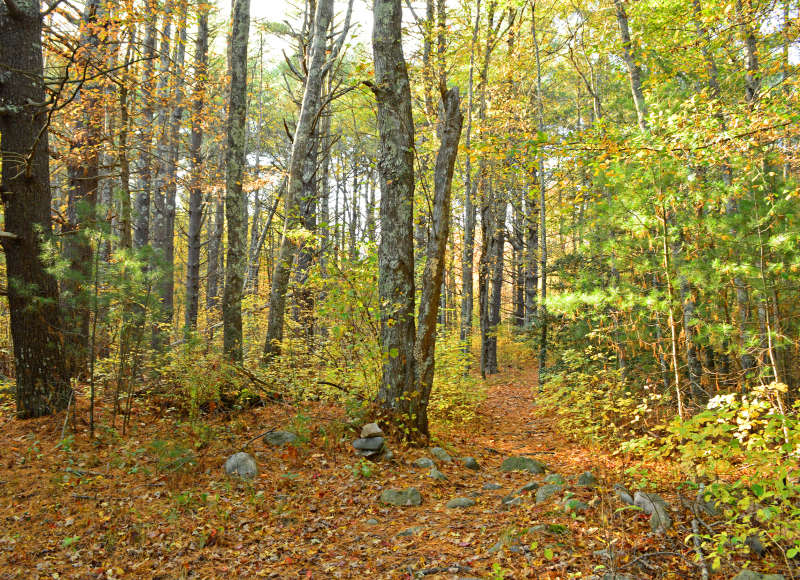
[
  {"left": 371, "top": 0, "right": 418, "bottom": 432},
  {"left": 185, "top": 4, "right": 209, "bottom": 332},
  {"left": 0, "top": 0, "right": 72, "bottom": 417},
  {"left": 262, "top": 0, "right": 332, "bottom": 363},
  {"left": 613, "top": 0, "right": 648, "bottom": 131},
  {"left": 222, "top": 0, "right": 250, "bottom": 361}
]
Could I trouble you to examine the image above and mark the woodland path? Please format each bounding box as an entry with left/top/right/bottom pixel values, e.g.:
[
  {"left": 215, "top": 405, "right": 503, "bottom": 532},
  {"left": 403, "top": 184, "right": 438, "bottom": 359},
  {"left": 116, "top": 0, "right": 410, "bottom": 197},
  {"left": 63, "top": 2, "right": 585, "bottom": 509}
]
[{"left": 0, "top": 365, "right": 697, "bottom": 579}]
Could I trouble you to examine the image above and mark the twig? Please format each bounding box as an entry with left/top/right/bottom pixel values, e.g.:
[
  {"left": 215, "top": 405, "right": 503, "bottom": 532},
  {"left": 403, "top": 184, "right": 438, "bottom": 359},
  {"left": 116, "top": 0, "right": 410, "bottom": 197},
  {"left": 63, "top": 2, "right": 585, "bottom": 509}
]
[{"left": 243, "top": 427, "right": 276, "bottom": 448}]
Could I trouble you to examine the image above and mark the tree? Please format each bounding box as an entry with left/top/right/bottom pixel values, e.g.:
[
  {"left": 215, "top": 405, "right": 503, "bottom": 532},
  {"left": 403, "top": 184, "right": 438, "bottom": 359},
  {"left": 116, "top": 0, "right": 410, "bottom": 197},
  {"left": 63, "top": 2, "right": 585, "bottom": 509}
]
[
  {"left": 221, "top": 0, "right": 250, "bottom": 361},
  {"left": 0, "top": 0, "right": 72, "bottom": 417}
]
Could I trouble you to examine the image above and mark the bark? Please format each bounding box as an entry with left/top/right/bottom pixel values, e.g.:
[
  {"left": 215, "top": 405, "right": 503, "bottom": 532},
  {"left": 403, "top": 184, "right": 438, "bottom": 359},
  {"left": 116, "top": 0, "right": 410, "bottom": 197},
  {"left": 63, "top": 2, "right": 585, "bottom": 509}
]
[
  {"left": 460, "top": 0, "right": 480, "bottom": 349},
  {"left": 222, "top": 0, "right": 250, "bottom": 361},
  {"left": 0, "top": 0, "right": 72, "bottom": 417},
  {"left": 206, "top": 188, "right": 224, "bottom": 309},
  {"left": 262, "top": 0, "right": 332, "bottom": 363},
  {"left": 414, "top": 87, "right": 463, "bottom": 438},
  {"left": 184, "top": 3, "right": 209, "bottom": 332},
  {"left": 613, "top": 0, "right": 648, "bottom": 131},
  {"left": 134, "top": 1, "right": 157, "bottom": 250},
  {"left": 371, "top": 0, "right": 418, "bottom": 431}
]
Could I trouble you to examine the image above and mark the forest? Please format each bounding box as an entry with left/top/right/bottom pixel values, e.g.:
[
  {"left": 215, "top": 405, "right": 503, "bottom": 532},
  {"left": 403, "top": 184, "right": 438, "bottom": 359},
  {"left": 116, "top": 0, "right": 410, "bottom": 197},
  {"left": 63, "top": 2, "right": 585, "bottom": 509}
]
[{"left": 0, "top": 0, "right": 798, "bottom": 577}]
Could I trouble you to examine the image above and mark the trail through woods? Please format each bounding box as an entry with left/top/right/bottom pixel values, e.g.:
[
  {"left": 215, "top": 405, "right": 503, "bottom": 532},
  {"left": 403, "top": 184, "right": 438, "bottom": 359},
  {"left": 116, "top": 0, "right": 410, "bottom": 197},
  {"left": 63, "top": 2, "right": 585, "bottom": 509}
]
[{"left": 0, "top": 366, "right": 713, "bottom": 578}]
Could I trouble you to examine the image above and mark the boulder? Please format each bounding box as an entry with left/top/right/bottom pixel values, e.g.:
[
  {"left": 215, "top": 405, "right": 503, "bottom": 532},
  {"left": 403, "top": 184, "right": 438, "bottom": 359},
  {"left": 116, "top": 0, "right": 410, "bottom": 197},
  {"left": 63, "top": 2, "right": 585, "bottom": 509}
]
[
  {"left": 413, "top": 457, "right": 435, "bottom": 469},
  {"left": 518, "top": 481, "right": 539, "bottom": 494},
  {"left": 536, "top": 484, "right": 563, "bottom": 503},
  {"left": 578, "top": 471, "right": 598, "bottom": 487},
  {"left": 483, "top": 482, "right": 503, "bottom": 491},
  {"left": 429, "top": 467, "right": 448, "bottom": 481},
  {"left": 633, "top": 491, "right": 672, "bottom": 533},
  {"left": 430, "top": 447, "right": 453, "bottom": 463},
  {"left": 564, "top": 498, "right": 590, "bottom": 513},
  {"left": 544, "top": 473, "right": 565, "bottom": 484},
  {"left": 353, "top": 437, "right": 385, "bottom": 452},
  {"left": 380, "top": 488, "right": 422, "bottom": 507},
  {"left": 264, "top": 431, "right": 298, "bottom": 447},
  {"left": 360, "top": 423, "right": 384, "bottom": 438},
  {"left": 613, "top": 484, "right": 634, "bottom": 505},
  {"left": 500, "top": 456, "right": 546, "bottom": 474},
  {"left": 223, "top": 452, "right": 258, "bottom": 480},
  {"left": 461, "top": 456, "right": 480, "bottom": 470},
  {"left": 501, "top": 494, "right": 522, "bottom": 506},
  {"left": 446, "top": 497, "right": 476, "bottom": 508},
  {"left": 731, "top": 572, "right": 785, "bottom": 580}
]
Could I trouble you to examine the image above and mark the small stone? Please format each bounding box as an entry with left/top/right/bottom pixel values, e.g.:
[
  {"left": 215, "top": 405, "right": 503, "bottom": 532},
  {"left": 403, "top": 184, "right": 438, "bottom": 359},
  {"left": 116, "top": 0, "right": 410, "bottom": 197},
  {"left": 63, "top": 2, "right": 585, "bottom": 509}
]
[
  {"left": 223, "top": 452, "right": 257, "bottom": 480},
  {"left": 430, "top": 447, "right": 452, "bottom": 462},
  {"left": 536, "top": 484, "right": 563, "bottom": 503},
  {"left": 446, "top": 497, "right": 476, "bottom": 509},
  {"left": 360, "top": 423, "right": 384, "bottom": 438},
  {"left": 264, "top": 431, "right": 298, "bottom": 446},
  {"left": 500, "top": 456, "right": 546, "bottom": 474},
  {"left": 564, "top": 498, "right": 590, "bottom": 513},
  {"left": 746, "top": 534, "right": 766, "bottom": 557},
  {"left": 633, "top": 491, "right": 672, "bottom": 533},
  {"left": 501, "top": 494, "right": 522, "bottom": 506},
  {"left": 518, "top": 481, "right": 539, "bottom": 493},
  {"left": 413, "top": 457, "right": 435, "bottom": 469},
  {"left": 544, "top": 473, "right": 565, "bottom": 484},
  {"left": 732, "top": 572, "right": 785, "bottom": 580},
  {"left": 353, "top": 437, "right": 384, "bottom": 451},
  {"left": 578, "top": 472, "right": 598, "bottom": 487},
  {"left": 380, "top": 488, "right": 422, "bottom": 507},
  {"left": 365, "top": 518, "right": 379, "bottom": 525},
  {"left": 461, "top": 456, "right": 479, "bottom": 470},
  {"left": 614, "top": 484, "right": 634, "bottom": 505},
  {"left": 429, "top": 467, "right": 447, "bottom": 481},
  {"left": 382, "top": 448, "right": 395, "bottom": 461},
  {"left": 396, "top": 526, "right": 423, "bottom": 537},
  {"left": 483, "top": 482, "right": 503, "bottom": 490}
]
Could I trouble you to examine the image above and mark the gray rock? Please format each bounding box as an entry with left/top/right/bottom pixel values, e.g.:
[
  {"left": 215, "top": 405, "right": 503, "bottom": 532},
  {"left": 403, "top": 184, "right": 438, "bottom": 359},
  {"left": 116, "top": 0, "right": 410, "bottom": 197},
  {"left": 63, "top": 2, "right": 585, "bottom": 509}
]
[
  {"left": 264, "top": 431, "right": 298, "bottom": 446},
  {"left": 483, "top": 482, "right": 503, "bottom": 490},
  {"left": 500, "top": 456, "right": 546, "bottom": 474},
  {"left": 614, "top": 484, "right": 634, "bottom": 505},
  {"left": 564, "top": 498, "right": 590, "bottom": 513},
  {"left": 578, "top": 471, "right": 598, "bottom": 487},
  {"left": 353, "top": 437, "right": 384, "bottom": 451},
  {"left": 746, "top": 534, "right": 766, "bottom": 557},
  {"left": 501, "top": 494, "right": 523, "bottom": 506},
  {"left": 413, "top": 457, "right": 435, "bottom": 469},
  {"left": 429, "top": 467, "right": 448, "bottom": 481},
  {"left": 446, "top": 497, "right": 476, "bottom": 508},
  {"left": 382, "top": 448, "right": 395, "bottom": 461},
  {"left": 365, "top": 518, "right": 379, "bottom": 525},
  {"left": 360, "top": 423, "right": 384, "bottom": 438},
  {"left": 731, "top": 572, "right": 785, "bottom": 580},
  {"left": 355, "top": 449, "right": 380, "bottom": 458},
  {"left": 544, "top": 473, "right": 565, "bottom": 484},
  {"left": 461, "top": 456, "right": 479, "bottom": 470},
  {"left": 380, "top": 488, "right": 422, "bottom": 507},
  {"left": 518, "top": 481, "right": 539, "bottom": 494},
  {"left": 430, "top": 447, "right": 453, "bottom": 463},
  {"left": 223, "top": 452, "right": 257, "bottom": 480},
  {"left": 536, "top": 484, "right": 563, "bottom": 503},
  {"left": 633, "top": 491, "right": 672, "bottom": 533},
  {"left": 396, "top": 526, "right": 423, "bottom": 537}
]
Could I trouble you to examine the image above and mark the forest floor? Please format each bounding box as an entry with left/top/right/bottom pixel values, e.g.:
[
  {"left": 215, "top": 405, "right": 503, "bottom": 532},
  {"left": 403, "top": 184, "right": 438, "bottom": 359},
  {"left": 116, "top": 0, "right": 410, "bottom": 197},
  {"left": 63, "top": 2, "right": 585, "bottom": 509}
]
[{"left": 0, "top": 362, "right": 762, "bottom": 579}]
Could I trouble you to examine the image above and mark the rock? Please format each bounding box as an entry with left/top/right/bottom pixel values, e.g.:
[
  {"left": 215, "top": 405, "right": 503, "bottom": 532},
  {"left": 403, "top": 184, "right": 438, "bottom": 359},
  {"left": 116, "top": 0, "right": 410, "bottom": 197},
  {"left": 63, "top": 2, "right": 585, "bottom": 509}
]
[
  {"left": 500, "top": 456, "right": 546, "bottom": 474},
  {"left": 731, "top": 571, "right": 785, "bottom": 580},
  {"left": 501, "top": 494, "right": 523, "bottom": 506},
  {"left": 264, "top": 431, "right": 298, "bottom": 447},
  {"left": 396, "top": 526, "right": 423, "bottom": 537},
  {"left": 536, "top": 484, "right": 563, "bottom": 503},
  {"left": 382, "top": 448, "right": 395, "bottom": 461},
  {"left": 223, "top": 452, "right": 258, "bottom": 480},
  {"left": 578, "top": 471, "right": 598, "bottom": 487},
  {"left": 746, "top": 534, "right": 766, "bottom": 557},
  {"left": 430, "top": 447, "right": 453, "bottom": 463},
  {"left": 429, "top": 467, "right": 447, "bottom": 481},
  {"left": 413, "top": 457, "right": 435, "bottom": 469},
  {"left": 614, "top": 484, "right": 634, "bottom": 505},
  {"left": 483, "top": 482, "right": 503, "bottom": 490},
  {"left": 380, "top": 488, "right": 422, "bottom": 507},
  {"left": 461, "top": 456, "right": 480, "bottom": 470},
  {"left": 365, "top": 518, "right": 379, "bottom": 525},
  {"left": 353, "top": 437, "right": 384, "bottom": 452},
  {"left": 360, "top": 423, "right": 384, "bottom": 438},
  {"left": 544, "top": 473, "right": 565, "bottom": 484},
  {"left": 446, "top": 497, "right": 476, "bottom": 509},
  {"left": 633, "top": 491, "right": 672, "bottom": 533},
  {"left": 518, "top": 481, "right": 539, "bottom": 494},
  {"left": 564, "top": 498, "right": 590, "bottom": 513}
]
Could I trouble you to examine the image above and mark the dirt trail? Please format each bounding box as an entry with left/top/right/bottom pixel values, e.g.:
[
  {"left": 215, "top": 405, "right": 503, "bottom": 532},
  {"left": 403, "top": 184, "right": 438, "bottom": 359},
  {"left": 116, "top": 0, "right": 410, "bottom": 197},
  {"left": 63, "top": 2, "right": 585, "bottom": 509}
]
[{"left": 0, "top": 365, "right": 692, "bottom": 579}]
